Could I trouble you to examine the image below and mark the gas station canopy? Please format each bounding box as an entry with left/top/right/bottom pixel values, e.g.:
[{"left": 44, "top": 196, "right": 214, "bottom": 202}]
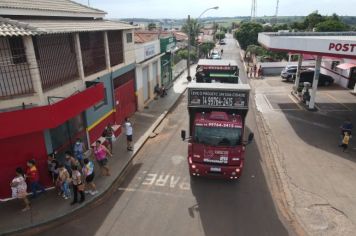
[{"left": 258, "top": 32, "right": 356, "bottom": 60}]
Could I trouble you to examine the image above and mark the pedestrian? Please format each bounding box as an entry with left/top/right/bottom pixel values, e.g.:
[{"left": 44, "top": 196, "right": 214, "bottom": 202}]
[
  {"left": 253, "top": 64, "right": 257, "bottom": 78},
  {"left": 26, "top": 159, "right": 45, "bottom": 198},
  {"left": 258, "top": 65, "right": 262, "bottom": 78},
  {"left": 73, "top": 138, "right": 86, "bottom": 167},
  {"left": 249, "top": 66, "right": 253, "bottom": 77},
  {"left": 341, "top": 132, "right": 350, "bottom": 152},
  {"left": 64, "top": 151, "right": 79, "bottom": 177},
  {"left": 58, "top": 164, "right": 71, "bottom": 200},
  {"left": 102, "top": 124, "right": 115, "bottom": 153},
  {"left": 221, "top": 49, "right": 223, "bottom": 55},
  {"left": 93, "top": 140, "right": 112, "bottom": 176},
  {"left": 82, "top": 158, "right": 98, "bottom": 195},
  {"left": 339, "top": 118, "right": 353, "bottom": 145},
  {"left": 70, "top": 165, "right": 85, "bottom": 205},
  {"left": 10, "top": 167, "right": 31, "bottom": 211},
  {"left": 125, "top": 117, "right": 133, "bottom": 151},
  {"left": 246, "top": 67, "right": 250, "bottom": 78}
]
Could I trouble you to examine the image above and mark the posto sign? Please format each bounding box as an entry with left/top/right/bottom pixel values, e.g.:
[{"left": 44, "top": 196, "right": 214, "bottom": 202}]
[{"left": 329, "top": 43, "right": 356, "bottom": 53}]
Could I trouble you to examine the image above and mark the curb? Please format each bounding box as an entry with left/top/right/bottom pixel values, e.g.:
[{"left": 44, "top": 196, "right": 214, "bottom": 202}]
[{"left": 2, "top": 78, "right": 189, "bottom": 236}]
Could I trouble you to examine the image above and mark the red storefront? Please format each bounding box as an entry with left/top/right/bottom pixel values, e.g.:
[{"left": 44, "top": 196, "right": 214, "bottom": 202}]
[
  {"left": 113, "top": 70, "right": 137, "bottom": 125},
  {"left": 0, "top": 84, "right": 104, "bottom": 199}
]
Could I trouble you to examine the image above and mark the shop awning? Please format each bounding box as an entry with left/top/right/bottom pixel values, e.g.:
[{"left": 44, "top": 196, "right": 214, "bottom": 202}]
[
  {"left": 0, "top": 83, "right": 104, "bottom": 139},
  {"left": 337, "top": 63, "right": 356, "bottom": 70}
]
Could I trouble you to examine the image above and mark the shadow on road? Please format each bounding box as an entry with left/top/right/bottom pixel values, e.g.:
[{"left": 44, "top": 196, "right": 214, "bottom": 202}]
[{"left": 189, "top": 129, "right": 288, "bottom": 236}]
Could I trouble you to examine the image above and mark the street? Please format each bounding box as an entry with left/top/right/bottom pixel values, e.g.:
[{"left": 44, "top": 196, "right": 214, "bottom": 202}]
[{"left": 38, "top": 35, "right": 289, "bottom": 236}]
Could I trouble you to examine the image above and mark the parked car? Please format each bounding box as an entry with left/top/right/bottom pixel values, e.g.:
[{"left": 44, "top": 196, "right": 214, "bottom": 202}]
[
  {"left": 299, "top": 70, "right": 334, "bottom": 86},
  {"left": 281, "top": 65, "right": 298, "bottom": 81}
]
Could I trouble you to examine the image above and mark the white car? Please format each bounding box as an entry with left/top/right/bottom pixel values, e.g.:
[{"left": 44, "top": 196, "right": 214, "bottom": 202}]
[{"left": 210, "top": 51, "right": 221, "bottom": 60}]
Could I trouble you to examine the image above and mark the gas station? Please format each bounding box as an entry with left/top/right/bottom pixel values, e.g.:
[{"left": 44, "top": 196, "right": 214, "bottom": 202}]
[{"left": 258, "top": 32, "right": 356, "bottom": 110}]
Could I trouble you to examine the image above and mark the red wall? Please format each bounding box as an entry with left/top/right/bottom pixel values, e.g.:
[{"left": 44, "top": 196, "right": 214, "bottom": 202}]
[
  {"left": 0, "top": 83, "right": 104, "bottom": 139},
  {"left": 0, "top": 132, "right": 49, "bottom": 199}
]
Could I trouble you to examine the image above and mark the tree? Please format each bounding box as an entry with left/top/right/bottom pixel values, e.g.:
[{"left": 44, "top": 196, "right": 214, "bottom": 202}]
[
  {"left": 147, "top": 23, "right": 157, "bottom": 31},
  {"left": 177, "top": 49, "right": 197, "bottom": 61},
  {"left": 181, "top": 18, "right": 201, "bottom": 47},
  {"left": 200, "top": 42, "right": 215, "bottom": 57},
  {"left": 315, "top": 20, "right": 350, "bottom": 32},
  {"left": 304, "top": 11, "right": 325, "bottom": 30},
  {"left": 234, "top": 22, "right": 263, "bottom": 50},
  {"left": 215, "top": 32, "right": 225, "bottom": 41}
]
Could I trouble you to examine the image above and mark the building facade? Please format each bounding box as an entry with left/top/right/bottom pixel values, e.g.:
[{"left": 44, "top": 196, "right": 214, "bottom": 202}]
[
  {"left": 0, "top": 0, "right": 136, "bottom": 199},
  {"left": 134, "top": 34, "right": 162, "bottom": 110}
]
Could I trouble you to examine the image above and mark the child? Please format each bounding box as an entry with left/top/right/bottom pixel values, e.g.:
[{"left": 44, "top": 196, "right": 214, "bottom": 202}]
[
  {"left": 26, "top": 159, "right": 45, "bottom": 198},
  {"left": 58, "top": 164, "right": 71, "bottom": 199},
  {"left": 341, "top": 132, "right": 350, "bottom": 152}
]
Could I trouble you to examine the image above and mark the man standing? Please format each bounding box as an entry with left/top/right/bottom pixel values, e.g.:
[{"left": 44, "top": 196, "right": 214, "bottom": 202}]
[
  {"left": 103, "top": 124, "right": 114, "bottom": 153},
  {"left": 125, "top": 117, "right": 133, "bottom": 151}
]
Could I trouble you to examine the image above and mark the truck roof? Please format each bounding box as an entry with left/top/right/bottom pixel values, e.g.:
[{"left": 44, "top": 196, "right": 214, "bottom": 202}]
[
  {"left": 198, "top": 59, "right": 238, "bottom": 67},
  {"left": 187, "top": 83, "right": 250, "bottom": 110},
  {"left": 188, "top": 82, "right": 250, "bottom": 91}
]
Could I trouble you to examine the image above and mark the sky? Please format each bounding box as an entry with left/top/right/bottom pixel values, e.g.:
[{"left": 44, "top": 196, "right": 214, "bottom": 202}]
[{"left": 75, "top": 0, "right": 355, "bottom": 19}]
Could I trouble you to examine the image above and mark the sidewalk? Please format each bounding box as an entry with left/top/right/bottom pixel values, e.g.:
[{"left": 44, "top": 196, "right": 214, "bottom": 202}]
[
  {"left": 0, "top": 67, "right": 195, "bottom": 235},
  {"left": 253, "top": 76, "right": 356, "bottom": 236}
]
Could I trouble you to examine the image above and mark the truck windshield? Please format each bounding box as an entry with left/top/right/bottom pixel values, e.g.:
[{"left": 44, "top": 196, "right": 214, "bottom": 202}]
[{"left": 194, "top": 126, "right": 242, "bottom": 147}]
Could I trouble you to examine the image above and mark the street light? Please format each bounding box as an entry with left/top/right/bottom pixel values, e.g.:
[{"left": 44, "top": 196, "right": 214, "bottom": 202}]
[
  {"left": 187, "top": 6, "right": 219, "bottom": 81},
  {"left": 196, "top": 6, "right": 219, "bottom": 62}
]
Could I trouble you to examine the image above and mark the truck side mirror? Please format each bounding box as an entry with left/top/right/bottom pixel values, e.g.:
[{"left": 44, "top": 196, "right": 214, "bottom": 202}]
[
  {"left": 181, "top": 130, "right": 186, "bottom": 141},
  {"left": 248, "top": 132, "right": 254, "bottom": 144}
]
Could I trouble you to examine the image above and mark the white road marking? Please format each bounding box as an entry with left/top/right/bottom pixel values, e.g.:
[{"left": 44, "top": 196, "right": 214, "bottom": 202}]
[
  {"left": 141, "top": 172, "right": 191, "bottom": 190},
  {"left": 118, "top": 187, "right": 193, "bottom": 199}
]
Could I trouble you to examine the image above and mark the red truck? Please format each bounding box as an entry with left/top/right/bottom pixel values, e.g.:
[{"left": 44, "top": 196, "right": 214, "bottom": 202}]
[{"left": 181, "top": 60, "right": 253, "bottom": 179}]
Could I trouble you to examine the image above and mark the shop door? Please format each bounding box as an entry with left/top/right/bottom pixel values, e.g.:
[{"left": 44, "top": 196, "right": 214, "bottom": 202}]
[
  {"left": 152, "top": 62, "right": 159, "bottom": 86},
  {"left": 114, "top": 79, "right": 136, "bottom": 124},
  {"left": 142, "top": 66, "right": 149, "bottom": 101},
  {"left": 348, "top": 67, "right": 356, "bottom": 89}
]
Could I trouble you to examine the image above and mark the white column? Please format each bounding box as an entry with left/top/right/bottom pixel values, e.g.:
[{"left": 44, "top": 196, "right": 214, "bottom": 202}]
[
  {"left": 74, "top": 33, "right": 85, "bottom": 80},
  {"left": 293, "top": 54, "right": 303, "bottom": 93},
  {"left": 23, "top": 36, "right": 45, "bottom": 105},
  {"left": 104, "top": 31, "right": 111, "bottom": 70},
  {"left": 309, "top": 56, "right": 322, "bottom": 110}
]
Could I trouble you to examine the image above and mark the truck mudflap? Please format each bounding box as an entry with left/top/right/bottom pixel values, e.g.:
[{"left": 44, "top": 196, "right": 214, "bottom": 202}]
[{"left": 189, "top": 161, "right": 244, "bottom": 179}]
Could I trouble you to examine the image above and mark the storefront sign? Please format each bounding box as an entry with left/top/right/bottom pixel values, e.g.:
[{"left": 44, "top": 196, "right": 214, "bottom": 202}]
[
  {"left": 144, "top": 45, "right": 156, "bottom": 59},
  {"left": 329, "top": 43, "right": 356, "bottom": 53},
  {"left": 188, "top": 89, "right": 249, "bottom": 109}
]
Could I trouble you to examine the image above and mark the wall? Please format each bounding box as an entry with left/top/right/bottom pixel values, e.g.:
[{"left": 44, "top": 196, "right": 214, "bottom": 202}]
[
  {"left": 0, "top": 131, "right": 49, "bottom": 199},
  {"left": 135, "top": 40, "right": 160, "bottom": 63},
  {"left": 85, "top": 63, "right": 135, "bottom": 143}
]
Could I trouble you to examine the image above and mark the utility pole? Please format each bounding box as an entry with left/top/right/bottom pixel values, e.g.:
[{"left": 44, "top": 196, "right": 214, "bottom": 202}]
[
  {"left": 250, "top": 0, "right": 256, "bottom": 22},
  {"left": 274, "top": 0, "right": 280, "bottom": 24},
  {"left": 187, "top": 15, "right": 191, "bottom": 81}
]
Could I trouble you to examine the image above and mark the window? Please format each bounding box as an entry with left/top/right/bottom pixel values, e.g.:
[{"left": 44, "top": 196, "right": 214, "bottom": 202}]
[
  {"left": 94, "top": 87, "right": 108, "bottom": 110},
  {"left": 194, "top": 127, "right": 242, "bottom": 147},
  {"left": 8, "top": 37, "right": 27, "bottom": 64},
  {"left": 126, "top": 33, "right": 133, "bottom": 43}
]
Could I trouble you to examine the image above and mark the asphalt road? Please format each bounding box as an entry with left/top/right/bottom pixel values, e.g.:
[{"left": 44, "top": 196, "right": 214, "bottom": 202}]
[{"left": 38, "top": 35, "right": 289, "bottom": 236}]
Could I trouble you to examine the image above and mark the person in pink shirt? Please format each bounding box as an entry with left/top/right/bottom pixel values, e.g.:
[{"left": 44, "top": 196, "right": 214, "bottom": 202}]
[{"left": 93, "top": 140, "right": 112, "bottom": 176}]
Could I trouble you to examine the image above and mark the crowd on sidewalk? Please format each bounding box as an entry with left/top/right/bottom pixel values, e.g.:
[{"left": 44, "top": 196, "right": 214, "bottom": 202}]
[
  {"left": 246, "top": 64, "right": 263, "bottom": 79},
  {"left": 9, "top": 117, "right": 135, "bottom": 212}
]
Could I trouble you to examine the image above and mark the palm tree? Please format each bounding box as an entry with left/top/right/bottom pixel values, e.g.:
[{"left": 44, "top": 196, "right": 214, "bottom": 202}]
[{"left": 181, "top": 18, "right": 201, "bottom": 47}]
